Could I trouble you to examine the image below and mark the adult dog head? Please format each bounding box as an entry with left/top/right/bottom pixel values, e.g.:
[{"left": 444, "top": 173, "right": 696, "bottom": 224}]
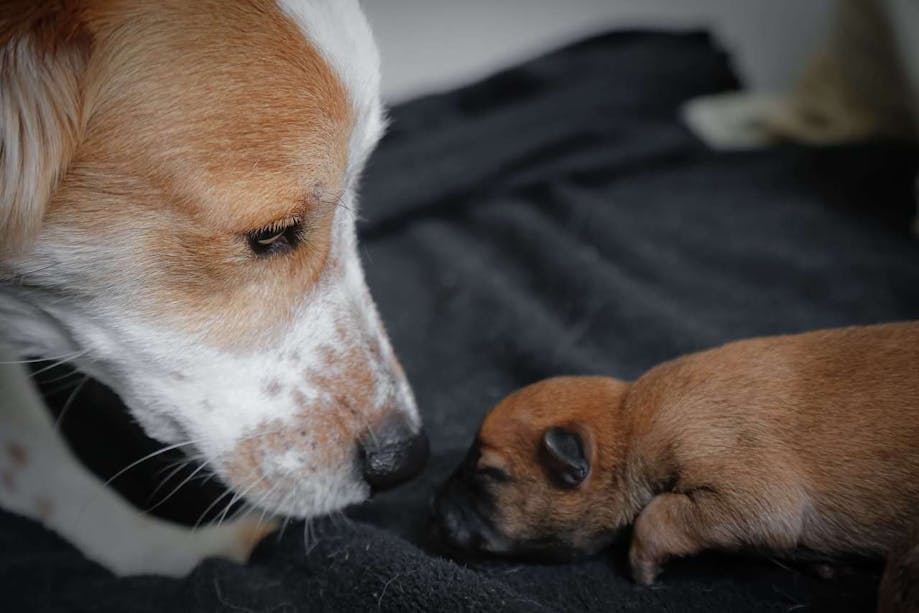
[{"left": 0, "top": 0, "right": 426, "bottom": 517}]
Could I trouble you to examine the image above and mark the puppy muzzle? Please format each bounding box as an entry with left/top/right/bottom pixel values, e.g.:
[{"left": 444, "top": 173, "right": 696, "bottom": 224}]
[{"left": 430, "top": 479, "right": 506, "bottom": 555}]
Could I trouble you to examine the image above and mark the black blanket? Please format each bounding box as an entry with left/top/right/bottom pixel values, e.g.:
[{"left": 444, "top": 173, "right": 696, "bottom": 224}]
[{"left": 7, "top": 30, "right": 919, "bottom": 612}]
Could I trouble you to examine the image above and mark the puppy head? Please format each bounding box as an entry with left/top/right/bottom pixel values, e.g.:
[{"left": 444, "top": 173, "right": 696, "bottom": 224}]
[
  {"left": 0, "top": 0, "right": 425, "bottom": 518},
  {"left": 432, "top": 376, "right": 635, "bottom": 560}
]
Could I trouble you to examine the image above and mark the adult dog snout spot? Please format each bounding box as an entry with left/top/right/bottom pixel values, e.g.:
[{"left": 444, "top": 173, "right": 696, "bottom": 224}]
[{"left": 359, "top": 418, "right": 429, "bottom": 493}]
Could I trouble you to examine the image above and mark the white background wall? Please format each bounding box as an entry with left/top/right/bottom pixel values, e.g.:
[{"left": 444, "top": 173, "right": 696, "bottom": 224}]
[{"left": 363, "top": 1, "right": 834, "bottom": 103}]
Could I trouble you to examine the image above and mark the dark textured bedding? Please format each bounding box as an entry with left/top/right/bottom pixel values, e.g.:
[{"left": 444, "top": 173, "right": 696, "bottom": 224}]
[{"left": 6, "top": 30, "right": 919, "bottom": 612}]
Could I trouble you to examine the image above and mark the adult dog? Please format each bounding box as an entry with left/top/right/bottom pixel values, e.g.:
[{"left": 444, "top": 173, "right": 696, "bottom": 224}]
[{"left": 0, "top": 0, "right": 427, "bottom": 576}]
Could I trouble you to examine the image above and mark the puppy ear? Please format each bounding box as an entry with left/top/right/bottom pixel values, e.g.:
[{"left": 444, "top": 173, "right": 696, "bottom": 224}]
[
  {"left": 540, "top": 426, "right": 590, "bottom": 488},
  {"left": 1, "top": 2, "right": 91, "bottom": 254}
]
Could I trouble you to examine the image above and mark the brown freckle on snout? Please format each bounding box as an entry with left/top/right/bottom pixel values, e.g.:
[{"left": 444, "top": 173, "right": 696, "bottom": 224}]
[
  {"left": 263, "top": 380, "right": 283, "bottom": 398},
  {"left": 305, "top": 345, "right": 377, "bottom": 420},
  {"left": 291, "top": 389, "right": 308, "bottom": 408},
  {"left": 169, "top": 371, "right": 188, "bottom": 381},
  {"left": 225, "top": 404, "right": 358, "bottom": 504},
  {"left": 7, "top": 443, "right": 27, "bottom": 467}
]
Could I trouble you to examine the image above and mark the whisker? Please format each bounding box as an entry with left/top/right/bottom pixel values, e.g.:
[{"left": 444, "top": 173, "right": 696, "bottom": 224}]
[
  {"left": 54, "top": 375, "right": 89, "bottom": 430},
  {"left": 34, "top": 366, "right": 84, "bottom": 387},
  {"left": 27, "top": 350, "right": 90, "bottom": 379},
  {"left": 216, "top": 475, "right": 267, "bottom": 528},
  {"left": 105, "top": 425, "right": 287, "bottom": 488},
  {"left": 146, "top": 461, "right": 211, "bottom": 513},
  {"left": 155, "top": 453, "right": 207, "bottom": 476},
  {"left": 195, "top": 488, "right": 237, "bottom": 529},
  {"left": 304, "top": 517, "right": 323, "bottom": 555},
  {"left": 198, "top": 470, "right": 219, "bottom": 489},
  {"left": 104, "top": 439, "right": 209, "bottom": 487},
  {"left": 195, "top": 467, "right": 268, "bottom": 530},
  {"left": 31, "top": 371, "right": 86, "bottom": 400},
  {"left": 303, "top": 519, "right": 312, "bottom": 553},
  {"left": 149, "top": 461, "right": 194, "bottom": 498},
  {"left": 0, "top": 351, "right": 87, "bottom": 365},
  {"left": 277, "top": 500, "right": 294, "bottom": 543},
  {"left": 254, "top": 489, "right": 281, "bottom": 535},
  {"left": 0, "top": 350, "right": 90, "bottom": 401},
  {"left": 317, "top": 189, "right": 366, "bottom": 223},
  {"left": 228, "top": 500, "right": 255, "bottom": 525},
  {"left": 250, "top": 481, "right": 279, "bottom": 519},
  {"left": 330, "top": 509, "right": 353, "bottom": 531}
]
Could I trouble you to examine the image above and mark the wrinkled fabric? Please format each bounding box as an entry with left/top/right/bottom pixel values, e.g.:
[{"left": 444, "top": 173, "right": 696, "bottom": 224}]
[{"left": 6, "top": 31, "right": 919, "bottom": 612}]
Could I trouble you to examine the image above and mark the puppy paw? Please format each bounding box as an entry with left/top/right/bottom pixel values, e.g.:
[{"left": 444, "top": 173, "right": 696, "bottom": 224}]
[
  {"left": 628, "top": 493, "right": 700, "bottom": 586},
  {"left": 629, "top": 543, "right": 662, "bottom": 586}
]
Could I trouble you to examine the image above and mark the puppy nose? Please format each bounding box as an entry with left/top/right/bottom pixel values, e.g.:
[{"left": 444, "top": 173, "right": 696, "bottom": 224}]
[
  {"left": 432, "top": 489, "right": 492, "bottom": 552},
  {"left": 437, "top": 502, "right": 476, "bottom": 550},
  {"left": 359, "top": 416, "right": 429, "bottom": 493}
]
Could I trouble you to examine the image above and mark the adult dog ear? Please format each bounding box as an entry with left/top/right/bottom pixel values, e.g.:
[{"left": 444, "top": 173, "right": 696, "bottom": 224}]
[
  {"left": 1, "top": 1, "right": 91, "bottom": 254},
  {"left": 540, "top": 426, "right": 590, "bottom": 488}
]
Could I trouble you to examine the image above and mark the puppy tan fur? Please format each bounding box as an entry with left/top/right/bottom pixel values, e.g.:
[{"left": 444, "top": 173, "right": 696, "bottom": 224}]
[{"left": 433, "top": 321, "right": 919, "bottom": 586}]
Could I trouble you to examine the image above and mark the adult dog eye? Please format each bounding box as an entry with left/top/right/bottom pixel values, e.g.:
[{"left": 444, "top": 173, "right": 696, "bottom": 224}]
[{"left": 246, "top": 220, "right": 303, "bottom": 256}]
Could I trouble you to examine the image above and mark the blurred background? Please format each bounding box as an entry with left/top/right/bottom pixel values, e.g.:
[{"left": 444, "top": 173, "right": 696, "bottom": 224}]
[{"left": 363, "top": 0, "right": 833, "bottom": 103}]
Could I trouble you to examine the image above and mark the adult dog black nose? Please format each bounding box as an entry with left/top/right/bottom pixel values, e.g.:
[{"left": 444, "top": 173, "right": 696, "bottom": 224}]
[{"left": 359, "top": 416, "right": 429, "bottom": 493}]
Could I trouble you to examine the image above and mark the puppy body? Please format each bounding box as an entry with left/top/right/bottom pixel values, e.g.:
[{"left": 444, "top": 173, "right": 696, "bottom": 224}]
[
  {"left": 624, "top": 321, "right": 919, "bottom": 582},
  {"left": 434, "top": 322, "right": 919, "bottom": 584}
]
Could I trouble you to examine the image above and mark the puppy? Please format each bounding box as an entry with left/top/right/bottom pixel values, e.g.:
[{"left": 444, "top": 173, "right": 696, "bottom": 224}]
[{"left": 433, "top": 321, "right": 919, "bottom": 586}]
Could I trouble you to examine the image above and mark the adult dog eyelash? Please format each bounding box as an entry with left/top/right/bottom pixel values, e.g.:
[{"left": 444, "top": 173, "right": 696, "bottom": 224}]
[{"left": 245, "top": 217, "right": 305, "bottom": 256}]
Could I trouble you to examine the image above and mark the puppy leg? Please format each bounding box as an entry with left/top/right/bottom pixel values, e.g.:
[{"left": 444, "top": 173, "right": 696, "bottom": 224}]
[
  {"left": 629, "top": 488, "right": 801, "bottom": 585},
  {"left": 0, "top": 346, "right": 275, "bottom": 577}
]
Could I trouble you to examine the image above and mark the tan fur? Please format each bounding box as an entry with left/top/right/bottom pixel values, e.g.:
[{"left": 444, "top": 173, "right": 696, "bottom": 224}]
[
  {"left": 477, "top": 377, "right": 635, "bottom": 551},
  {"left": 2, "top": 0, "right": 353, "bottom": 344},
  {"left": 0, "top": 0, "right": 91, "bottom": 253},
  {"left": 473, "top": 322, "right": 919, "bottom": 584}
]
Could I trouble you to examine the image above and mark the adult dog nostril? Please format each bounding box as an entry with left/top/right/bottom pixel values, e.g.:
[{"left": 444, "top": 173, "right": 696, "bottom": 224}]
[{"left": 360, "top": 426, "right": 429, "bottom": 493}]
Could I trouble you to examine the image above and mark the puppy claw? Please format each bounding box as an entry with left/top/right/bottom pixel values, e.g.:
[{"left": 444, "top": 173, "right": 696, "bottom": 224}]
[
  {"left": 632, "top": 562, "right": 660, "bottom": 586},
  {"left": 629, "top": 548, "right": 662, "bottom": 586}
]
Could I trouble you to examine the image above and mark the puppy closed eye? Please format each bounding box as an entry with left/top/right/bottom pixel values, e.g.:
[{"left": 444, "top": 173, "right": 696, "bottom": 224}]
[
  {"left": 246, "top": 219, "right": 304, "bottom": 256},
  {"left": 476, "top": 466, "right": 511, "bottom": 483}
]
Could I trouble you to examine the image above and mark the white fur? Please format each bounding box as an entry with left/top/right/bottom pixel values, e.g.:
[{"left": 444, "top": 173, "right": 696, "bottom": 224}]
[
  {"left": 0, "top": 185, "right": 417, "bottom": 520},
  {"left": 277, "top": 0, "right": 387, "bottom": 179},
  {"left": 0, "top": 37, "right": 85, "bottom": 252},
  {"left": 0, "top": 343, "right": 271, "bottom": 576}
]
